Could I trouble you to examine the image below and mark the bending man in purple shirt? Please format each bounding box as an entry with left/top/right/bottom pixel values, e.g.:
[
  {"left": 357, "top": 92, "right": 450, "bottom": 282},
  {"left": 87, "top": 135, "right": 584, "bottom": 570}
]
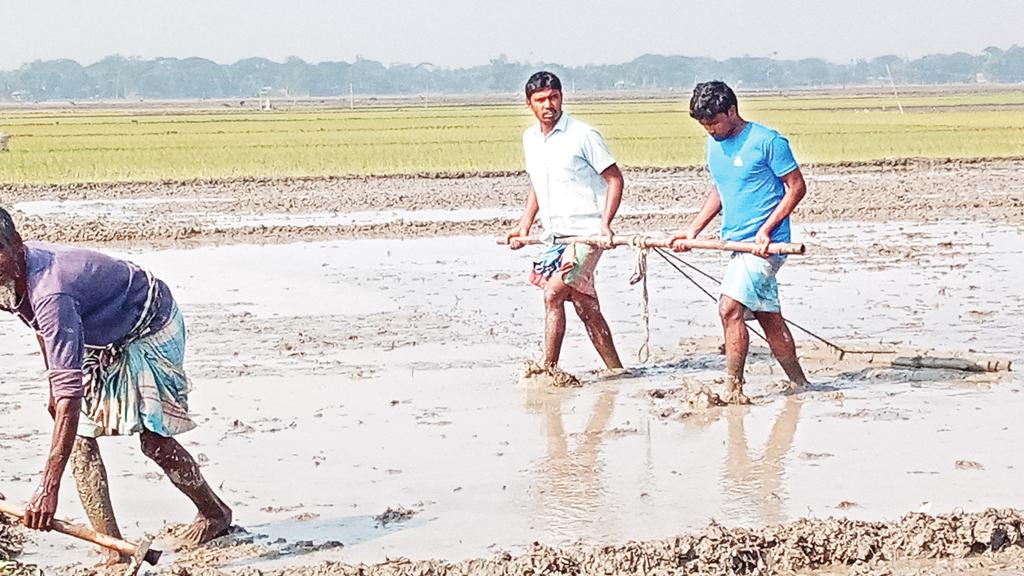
[{"left": 0, "top": 208, "right": 231, "bottom": 560}]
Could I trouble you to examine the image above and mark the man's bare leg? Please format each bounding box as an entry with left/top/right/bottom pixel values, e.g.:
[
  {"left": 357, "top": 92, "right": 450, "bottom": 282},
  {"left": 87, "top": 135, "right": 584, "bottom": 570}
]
[
  {"left": 571, "top": 291, "right": 623, "bottom": 370},
  {"left": 139, "top": 430, "right": 232, "bottom": 545},
  {"left": 754, "top": 311, "right": 810, "bottom": 388},
  {"left": 542, "top": 276, "right": 573, "bottom": 367},
  {"left": 719, "top": 295, "right": 751, "bottom": 404},
  {"left": 71, "top": 437, "right": 129, "bottom": 565}
]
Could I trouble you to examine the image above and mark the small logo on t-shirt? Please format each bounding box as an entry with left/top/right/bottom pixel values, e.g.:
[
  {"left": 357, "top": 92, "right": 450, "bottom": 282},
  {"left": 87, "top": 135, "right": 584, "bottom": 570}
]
[{"left": 732, "top": 156, "right": 744, "bottom": 167}]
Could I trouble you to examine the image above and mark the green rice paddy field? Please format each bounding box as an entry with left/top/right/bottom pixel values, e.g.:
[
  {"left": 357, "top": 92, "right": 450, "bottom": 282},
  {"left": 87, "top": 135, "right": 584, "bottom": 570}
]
[{"left": 1, "top": 92, "right": 1023, "bottom": 183}]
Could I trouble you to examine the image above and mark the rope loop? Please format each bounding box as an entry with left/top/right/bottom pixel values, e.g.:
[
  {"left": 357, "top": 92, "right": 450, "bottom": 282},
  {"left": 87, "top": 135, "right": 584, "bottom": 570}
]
[{"left": 630, "top": 239, "right": 651, "bottom": 363}]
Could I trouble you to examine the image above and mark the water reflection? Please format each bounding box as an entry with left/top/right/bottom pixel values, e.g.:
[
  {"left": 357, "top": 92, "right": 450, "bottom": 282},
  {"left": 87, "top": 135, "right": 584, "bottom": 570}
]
[
  {"left": 526, "top": 378, "right": 804, "bottom": 538},
  {"left": 725, "top": 397, "right": 802, "bottom": 524},
  {"left": 524, "top": 381, "right": 619, "bottom": 542}
]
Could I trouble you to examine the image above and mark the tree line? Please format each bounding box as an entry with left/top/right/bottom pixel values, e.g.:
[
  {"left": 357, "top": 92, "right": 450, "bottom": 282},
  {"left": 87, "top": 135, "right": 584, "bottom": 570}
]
[{"left": 1, "top": 46, "right": 1022, "bottom": 101}]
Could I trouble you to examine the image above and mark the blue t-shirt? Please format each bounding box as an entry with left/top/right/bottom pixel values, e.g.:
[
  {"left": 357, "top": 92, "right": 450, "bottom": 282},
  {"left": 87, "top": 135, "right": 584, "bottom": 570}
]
[{"left": 706, "top": 121, "right": 798, "bottom": 243}]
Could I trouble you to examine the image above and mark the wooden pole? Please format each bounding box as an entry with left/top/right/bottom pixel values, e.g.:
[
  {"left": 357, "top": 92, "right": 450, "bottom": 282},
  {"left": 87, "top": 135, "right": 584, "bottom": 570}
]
[
  {"left": 0, "top": 500, "right": 161, "bottom": 566},
  {"left": 891, "top": 356, "right": 1012, "bottom": 373},
  {"left": 886, "top": 64, "right": 905, "bottom": 114},
  {"left": 497, "top": 235, "right": 806, "bottom": 255}
]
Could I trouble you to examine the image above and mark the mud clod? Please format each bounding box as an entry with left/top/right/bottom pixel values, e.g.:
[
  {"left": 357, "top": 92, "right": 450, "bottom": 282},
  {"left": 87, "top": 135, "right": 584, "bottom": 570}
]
[
  {"left": 0, "top": 514, "right": 41, "bottom": 576},
  {"left": 374, "top": 506, "right": 418, "bottom": 528},
  {"left": 0, "top": 514, "right": 26, "bottom": 562},
  {"left": 955, "top": 460, "right": 985, "bottom": 470},
  {"left": 522, "top": 360, "right": 582, "bottom": 388},
  {"left": 686, "top": 384, "right": 728, "bottom": 410}
]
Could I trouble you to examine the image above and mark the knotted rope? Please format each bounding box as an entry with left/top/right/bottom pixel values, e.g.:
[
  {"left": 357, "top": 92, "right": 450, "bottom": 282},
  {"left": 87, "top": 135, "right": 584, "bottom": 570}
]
[{"left": 627, "top": 235, "right": 652, "bottom": 363}]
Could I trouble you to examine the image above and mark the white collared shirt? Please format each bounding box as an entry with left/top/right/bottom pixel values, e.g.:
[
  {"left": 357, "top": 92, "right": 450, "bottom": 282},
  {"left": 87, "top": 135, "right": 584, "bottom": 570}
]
[{"left": 523, "top": 113, "right": 616, "bottom": 238}]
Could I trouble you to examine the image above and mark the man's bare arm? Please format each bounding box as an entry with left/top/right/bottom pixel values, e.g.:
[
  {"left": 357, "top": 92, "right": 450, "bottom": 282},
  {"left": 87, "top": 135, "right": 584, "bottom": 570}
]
[
  {"left": 671, "top": 186, "right": 722, "bottom": 251},
  {"left": 505, "top": 185, "right": 540, "bottom": 249},
  {"left": 24, "top": 395, "right": 81, "bottom": 531},
  {"left": 599, "top": 164, "right": 624, "bottom": 238},
  {"left": 753, "top": 168, "right": 807, "bottom": 256}
]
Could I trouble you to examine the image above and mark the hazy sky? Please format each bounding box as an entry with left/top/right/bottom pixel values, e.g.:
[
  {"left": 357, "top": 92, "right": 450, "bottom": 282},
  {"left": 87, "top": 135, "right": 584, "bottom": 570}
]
[{"left": 1, "top": 0, "right": 1021, "bottom": 70}]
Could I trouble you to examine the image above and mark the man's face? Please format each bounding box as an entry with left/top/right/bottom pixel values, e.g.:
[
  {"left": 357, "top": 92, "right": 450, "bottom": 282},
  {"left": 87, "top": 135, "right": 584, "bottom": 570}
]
[
  {"left": 0, "top": 246, "right": 16, "bottom": 281},
  {"left": 527, "top": 88, "right": 563, "bottom": 125},
  {"left": 698, "top": 107, "right": 740, "bottom": 141},
  {"left": 0, "top": 246, "right": 19, "bottom": 311}
]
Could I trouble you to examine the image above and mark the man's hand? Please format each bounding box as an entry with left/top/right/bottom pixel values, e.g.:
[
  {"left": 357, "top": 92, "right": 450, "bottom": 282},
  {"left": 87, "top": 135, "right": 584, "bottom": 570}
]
[
  {"left": 29, "top": 395, "right": 81, "bottom": 532},
  {"left": 752, "top": 228, "right": 772, "bottom": 258},
  {"left": 504, "top": 227, "right": 529, "bottom": 250},
  {"left": 598, "top": 222, "right": 615, "bottom": 249},
  {"left": 670, "top": 230, "right": 695, "bottom": 252},
  {"left": 23, "top": 483, "right": 58, "bottom": 531}
]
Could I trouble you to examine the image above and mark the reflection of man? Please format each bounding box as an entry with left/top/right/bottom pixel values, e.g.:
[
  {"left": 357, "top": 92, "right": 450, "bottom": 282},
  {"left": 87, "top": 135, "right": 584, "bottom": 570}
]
[
  {"left": 722, "top": 397, "right": 801, "bottom": 525},
  {"left": 0, "top": 208, "right": 231, "bottom": 563},
  {"left": 672, "top": 81, "right": 809, "bottom": 403},
  {"left": 505, "top": 71, "right": 623, "bottom": 372},
  {"left": 524, "top": 382, "right": 618, "bottom": 540}
]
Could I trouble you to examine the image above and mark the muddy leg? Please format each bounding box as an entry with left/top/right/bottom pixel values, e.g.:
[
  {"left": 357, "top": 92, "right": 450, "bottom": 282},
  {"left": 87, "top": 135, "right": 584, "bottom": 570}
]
[
  {"left": 572, "top": 292, "right": 623, "bottom": 370},
  {"left": 754, "top": 311, "right": 810, "bottom": 389},
  {"left": 719, "top": 296, "right": 751, "bottom": 405},
  {"left": 542, "top": 276, "right": 573, "bottom": 367},
  {"left": 139, "top": 430, "right": 232, "bottom": 545},
  {"left": 71, "top": 437, "right": 129, "bottom": 565}
]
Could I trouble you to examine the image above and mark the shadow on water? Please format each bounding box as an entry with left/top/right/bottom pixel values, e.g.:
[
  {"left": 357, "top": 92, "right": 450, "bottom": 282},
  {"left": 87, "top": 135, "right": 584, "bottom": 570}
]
[{"left": 218, "top": 513, "right": 428, "bottom": 569}]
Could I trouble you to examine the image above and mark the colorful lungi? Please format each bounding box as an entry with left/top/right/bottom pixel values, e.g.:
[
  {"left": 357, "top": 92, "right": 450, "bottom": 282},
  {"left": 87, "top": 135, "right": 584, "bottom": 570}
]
[
  {"left": 79, "top": 273, "right": 196, "bottom": 438},
  {"left": 528, "top": 242, "right": 603, "bottom": 297}
]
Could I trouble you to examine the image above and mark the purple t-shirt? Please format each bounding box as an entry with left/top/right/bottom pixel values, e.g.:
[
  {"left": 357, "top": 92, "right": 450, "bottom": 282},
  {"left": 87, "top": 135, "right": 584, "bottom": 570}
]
[{"left": 10, "top": 242, "right": 174, "bottom": 399}]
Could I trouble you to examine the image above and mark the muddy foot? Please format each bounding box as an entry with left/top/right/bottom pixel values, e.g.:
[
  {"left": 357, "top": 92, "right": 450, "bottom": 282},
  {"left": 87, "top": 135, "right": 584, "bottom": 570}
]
[
  {"left": 722, "top": 376, "right": 751, "bottom": 405},
  {"left": 97, "top": 550, "right": 130, "bottom": 567},
  {"left": 721, "top": 389, "right": 751, "bottom": 405},
  {"left": 179, "top": 506, "right": 233, "bottom": 545},
  {"left": 767, "top": 380, "right": 802, "bottom": 395},
  {"left": 783, "top": 381, "right": 810, "bottom": 396},
  {"left": 591, "top": 366, "right": 637, "bottom": 382}
]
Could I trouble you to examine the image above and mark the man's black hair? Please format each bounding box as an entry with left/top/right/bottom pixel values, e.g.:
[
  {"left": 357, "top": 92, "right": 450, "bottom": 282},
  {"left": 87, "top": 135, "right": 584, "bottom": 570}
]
[
  {"left": 689, "top": 81, "right": 738, "bottom": 120},
  {"left": 525, "top": 71, "right": 562, "bottom": 99},
  {"left": 0, "top": 207, "right": 20, "bottom": 251}
]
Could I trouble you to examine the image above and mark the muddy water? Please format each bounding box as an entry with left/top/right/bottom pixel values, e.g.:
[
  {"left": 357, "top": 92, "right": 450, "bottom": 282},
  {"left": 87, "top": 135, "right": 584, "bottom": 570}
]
[{"left": 0, "top": 221, "right": 1021, "bottom": 572}]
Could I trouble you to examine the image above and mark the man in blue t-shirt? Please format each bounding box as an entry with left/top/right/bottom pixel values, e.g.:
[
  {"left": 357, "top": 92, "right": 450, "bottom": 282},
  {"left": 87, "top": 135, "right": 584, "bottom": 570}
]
[{"left": 671, "top": 81, "right": 809, "bottom": 404}]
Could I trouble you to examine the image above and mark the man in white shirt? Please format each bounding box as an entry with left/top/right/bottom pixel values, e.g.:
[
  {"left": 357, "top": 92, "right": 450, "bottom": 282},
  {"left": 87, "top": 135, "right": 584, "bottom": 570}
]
[{"left": 506, "top": 71, "right": 624, "bottom": 372}]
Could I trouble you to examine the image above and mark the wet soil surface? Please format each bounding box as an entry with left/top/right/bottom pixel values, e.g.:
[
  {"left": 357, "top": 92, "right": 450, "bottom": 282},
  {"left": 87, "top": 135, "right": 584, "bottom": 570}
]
[
  {"left": 0, "top": 158, "right": 1021, "bottom": 247},
  {"left": 0, "top": 162, "right": 1022, "bottom": 575}
]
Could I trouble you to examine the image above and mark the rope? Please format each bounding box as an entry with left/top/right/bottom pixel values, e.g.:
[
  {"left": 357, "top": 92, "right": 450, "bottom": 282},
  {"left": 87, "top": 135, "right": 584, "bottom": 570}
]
[
  {"left": 651, "top": 248, "right": 769, "bottom": 343},
  {"left": 615, "top": 239, "right": 886, "bottom": 363},
  {"left": 652, "top": 247, "right": 892, "bottom": 357},
  {"left": 628, "top": 235, "right": 651, "bottom": 363}
]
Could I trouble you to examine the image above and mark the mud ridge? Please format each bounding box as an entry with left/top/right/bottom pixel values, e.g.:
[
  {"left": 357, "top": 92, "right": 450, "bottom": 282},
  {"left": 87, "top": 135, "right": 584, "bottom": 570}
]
[
  {"left": 174, "top": 508, "right": 1024, "bottom": 576},
  {"left": 3, "top": 155, "right": 1024, "bottom": 193},
  {"left": 2, "top": 158, "right": 1022, "bottom": 247}
]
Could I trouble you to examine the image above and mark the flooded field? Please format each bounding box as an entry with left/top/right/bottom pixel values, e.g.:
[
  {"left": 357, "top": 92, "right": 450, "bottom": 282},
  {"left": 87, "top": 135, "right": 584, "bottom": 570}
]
[{"left": 1, "top": 205, "right": 1022, "bottom": 573}]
